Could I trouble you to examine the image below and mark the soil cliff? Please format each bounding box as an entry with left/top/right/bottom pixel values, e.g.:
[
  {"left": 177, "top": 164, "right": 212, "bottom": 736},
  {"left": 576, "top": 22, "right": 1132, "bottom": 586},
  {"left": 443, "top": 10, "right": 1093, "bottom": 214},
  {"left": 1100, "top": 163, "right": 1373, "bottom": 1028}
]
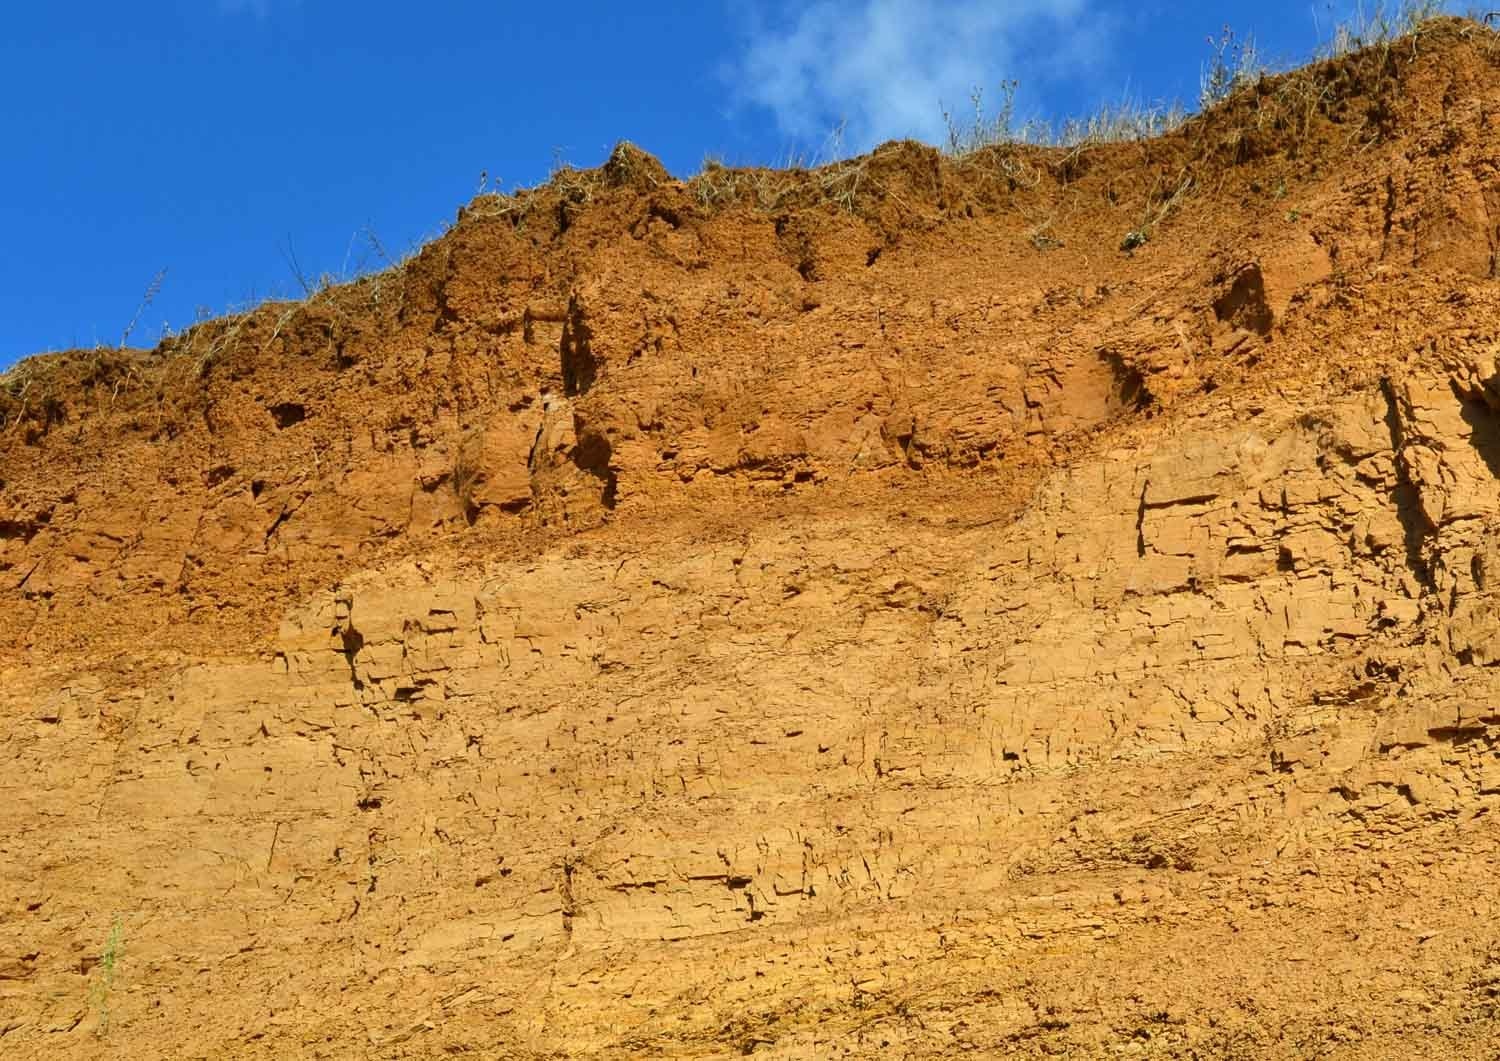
[{"left": 5, "top": 17, "right": 1500, "bottom": 1058}]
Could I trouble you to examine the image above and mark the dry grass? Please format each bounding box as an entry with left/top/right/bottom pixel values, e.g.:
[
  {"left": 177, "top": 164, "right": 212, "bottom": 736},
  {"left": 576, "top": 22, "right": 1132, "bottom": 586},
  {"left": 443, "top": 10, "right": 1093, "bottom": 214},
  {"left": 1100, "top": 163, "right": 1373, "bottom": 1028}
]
[
  {"left": 685, "top": 125, "right": 876, "bottom": 215},
  {"left": 944, "top": 81, "right": 1189, "bottom": 157},
  {"left": 933, "top": 5, "right": 1488, "bottom": 251},
  {"left": 3, "top": 4, "right": 1491, "bottom": 423},
  {"left": 943, "top": 1, "right": 1459, "bottom": 164},
  {"left": 0, "top": 234, "right": 426, "bottom": 441},
  {"left": 1322, "top": 0, "right": 1450, "bottom": 58},
  {"left": 688, "top": 160, "right": 806, "bottom": 213},
  {"left": 1120, "top": 173, "right": 1196, "bottom": 252}
]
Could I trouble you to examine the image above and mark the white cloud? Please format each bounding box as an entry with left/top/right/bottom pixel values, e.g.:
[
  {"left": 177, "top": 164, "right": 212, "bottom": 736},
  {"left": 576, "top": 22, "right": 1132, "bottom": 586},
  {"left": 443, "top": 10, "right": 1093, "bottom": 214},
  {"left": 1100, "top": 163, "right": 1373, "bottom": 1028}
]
[{"left": 731, "top": 0, "right": 1105, "bottom": 151}]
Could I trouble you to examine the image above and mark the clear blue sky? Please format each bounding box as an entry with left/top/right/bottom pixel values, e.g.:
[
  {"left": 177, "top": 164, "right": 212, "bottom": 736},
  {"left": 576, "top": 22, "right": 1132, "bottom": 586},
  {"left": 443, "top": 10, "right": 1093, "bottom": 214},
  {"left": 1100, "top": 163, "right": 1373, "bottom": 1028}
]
[{"left": 0, "top": 1, "right": 1451, "bottom": 365}]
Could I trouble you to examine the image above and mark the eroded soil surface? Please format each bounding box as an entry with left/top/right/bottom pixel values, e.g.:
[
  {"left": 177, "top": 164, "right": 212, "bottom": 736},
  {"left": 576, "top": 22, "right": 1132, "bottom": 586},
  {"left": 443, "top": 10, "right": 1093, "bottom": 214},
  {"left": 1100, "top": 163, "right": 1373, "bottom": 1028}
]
[{"left": 5, "top": 19, "right": 1500, "bottom": 1059}]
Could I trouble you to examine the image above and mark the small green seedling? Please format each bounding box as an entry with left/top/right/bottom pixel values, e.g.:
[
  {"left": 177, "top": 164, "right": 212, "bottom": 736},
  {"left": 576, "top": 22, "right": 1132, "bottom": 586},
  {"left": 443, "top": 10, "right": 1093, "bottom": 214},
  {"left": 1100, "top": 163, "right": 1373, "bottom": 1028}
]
[{"left": 91, "top": 918, "right": 124, "bottom": 1037}]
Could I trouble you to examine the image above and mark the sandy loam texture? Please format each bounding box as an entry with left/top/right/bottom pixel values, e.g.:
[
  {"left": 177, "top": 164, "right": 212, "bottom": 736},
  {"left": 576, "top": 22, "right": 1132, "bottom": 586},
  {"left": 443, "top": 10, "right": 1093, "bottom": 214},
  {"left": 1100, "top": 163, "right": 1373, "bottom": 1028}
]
[{"left": 5, "top": 17, "right": 1500, "bottom": 1058}]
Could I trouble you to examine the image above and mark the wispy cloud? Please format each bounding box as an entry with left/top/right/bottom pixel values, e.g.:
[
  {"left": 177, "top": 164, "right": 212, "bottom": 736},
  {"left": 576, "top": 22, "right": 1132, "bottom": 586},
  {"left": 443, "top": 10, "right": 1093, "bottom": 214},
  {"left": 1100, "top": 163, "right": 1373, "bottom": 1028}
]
[{"left": 730, "top": 0, "right": 1110, "bottom": 151}]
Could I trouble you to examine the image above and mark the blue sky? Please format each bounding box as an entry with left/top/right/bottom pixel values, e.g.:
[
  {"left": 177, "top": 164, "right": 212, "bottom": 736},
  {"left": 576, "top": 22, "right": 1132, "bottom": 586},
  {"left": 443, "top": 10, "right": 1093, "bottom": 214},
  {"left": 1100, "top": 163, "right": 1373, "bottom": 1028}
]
[{"left": 0, "top": 1, "right": 1452, "bottom": 365}]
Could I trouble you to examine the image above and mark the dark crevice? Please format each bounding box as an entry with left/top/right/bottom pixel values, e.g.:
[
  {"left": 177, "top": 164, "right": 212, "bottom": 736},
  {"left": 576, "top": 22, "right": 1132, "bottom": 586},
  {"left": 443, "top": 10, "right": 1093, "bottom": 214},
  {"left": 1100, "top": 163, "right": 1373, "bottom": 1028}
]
[
  {"left": 1457, "top": 393, "right": 1500, "bottom": 480},
  {"left": 560, "top": 861, "right": 577, "bottom": 938},
  {"left": 525, "top": 416, "right": 547, "bottom": 474},
  {"left": 1135, "top": 482, "right": 1149, "bottom": 558},
  {"left": 573, "top": 421, "right": 618, "bottom": 509},
  {"left": 340, "top": 626, "right": 365, "bottom": 690},
  {"left": 0, "top": 519, "right": 39, "bottom": 544},
  {"left": 1102, "top": 351, "right": 1152, "bottom": 413},
  {"left": 263, "top": 506, "right": 294, "bottom": 547},
  {"left": 1213, "top": 264, "right": 1274, "bottom": 335},
  {"left": 269, "top": 402, "right": 306, "bottom": 429},
  {"left": 647, "top": 201, "right": 682, "bottom": 230},
  {"left": 560, "top": 296, "right": 597, "bottom": 396},
  {"left": 1380, "top": 378, "right": 1438, "bottom": 594},
  {"left": 1143, "top": 494, "right": 1219, "bottom": 511}
]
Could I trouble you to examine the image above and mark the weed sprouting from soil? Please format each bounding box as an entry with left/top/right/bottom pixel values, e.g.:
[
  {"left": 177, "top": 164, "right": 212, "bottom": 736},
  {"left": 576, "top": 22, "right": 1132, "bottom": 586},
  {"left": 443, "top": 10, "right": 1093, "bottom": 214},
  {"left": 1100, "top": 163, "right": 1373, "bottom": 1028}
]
[
  {"left": 91, "top": 917, "right": 124, "bottom": 1037},
  {"left": 119, "top": 268, "right": 168, "bottom": 350},
  {"left": 1201, "top": 25, "right": 1265, "bottom": 108}
]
